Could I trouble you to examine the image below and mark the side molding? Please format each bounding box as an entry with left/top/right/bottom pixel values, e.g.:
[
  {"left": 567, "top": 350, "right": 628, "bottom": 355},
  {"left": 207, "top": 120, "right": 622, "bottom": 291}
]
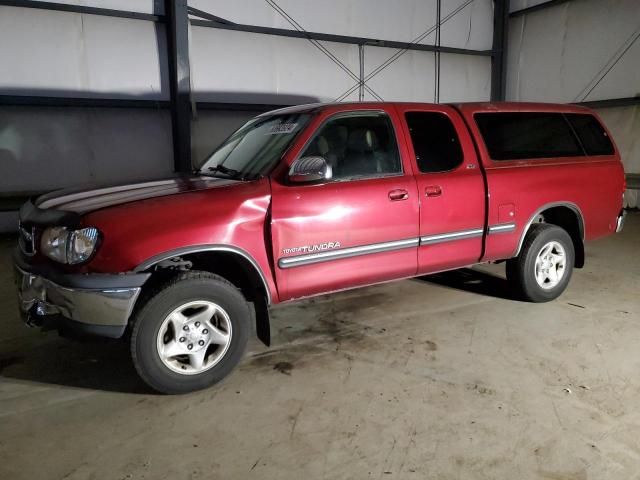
[
  {"left": 513, "top": 202, "right": 585, "bottom": 257},
  {"left": 421, "top": 228, "right": 484, "bottom": 245},
  {"left": 135, "top": 244, "right": 272, "bottom": 305},
  {"left": 487, "top": 223, "right": 516, "bottom": 234},
  {"left": 278, "top": 238, "right": 419, "bottom": 269}
]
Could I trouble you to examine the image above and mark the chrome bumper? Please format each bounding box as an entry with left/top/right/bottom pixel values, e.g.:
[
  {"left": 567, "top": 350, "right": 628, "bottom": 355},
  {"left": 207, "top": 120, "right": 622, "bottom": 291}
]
[
  {"left": 14, "top": 260, "right": 149, "bottom": 338},
  {"left": 616, "top": 210, "right": 626, "bottom": 233}
]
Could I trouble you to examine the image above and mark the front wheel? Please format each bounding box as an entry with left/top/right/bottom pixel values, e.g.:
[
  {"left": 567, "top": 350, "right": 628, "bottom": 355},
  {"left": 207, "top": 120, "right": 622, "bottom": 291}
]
[
  {"left": 506, "top": 224, "right": 575, "bottom": 302},
  {"left": 130, "top": 271, "right": 250, "bottom": 394}
]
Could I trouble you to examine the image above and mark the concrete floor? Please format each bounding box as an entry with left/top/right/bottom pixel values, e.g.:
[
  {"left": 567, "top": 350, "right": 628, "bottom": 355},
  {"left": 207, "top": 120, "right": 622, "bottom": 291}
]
[{"left": 1, "top": 212, "right": 639, "bottom": 480}]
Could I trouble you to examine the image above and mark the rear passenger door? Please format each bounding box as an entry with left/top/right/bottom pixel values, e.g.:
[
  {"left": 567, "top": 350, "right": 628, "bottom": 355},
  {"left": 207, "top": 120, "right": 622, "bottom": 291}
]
[{"left": 396, "top": 105, "right": 485, "bottom": 274}]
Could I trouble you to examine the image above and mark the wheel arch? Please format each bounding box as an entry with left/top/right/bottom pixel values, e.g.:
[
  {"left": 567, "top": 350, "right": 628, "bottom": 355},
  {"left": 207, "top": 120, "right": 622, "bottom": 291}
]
[
  {"left": 514, "top": 202, "right": 585, "bottom": 268},
  {"left": 134, "top": 245, "right": 272, "bottom": 345}
]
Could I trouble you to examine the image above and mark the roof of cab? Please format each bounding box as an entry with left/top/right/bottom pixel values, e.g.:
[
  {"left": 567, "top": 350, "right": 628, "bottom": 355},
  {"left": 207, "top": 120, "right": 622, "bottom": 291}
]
[
  {"left": 260, "top": 101, "right": 593, "bottom": 116},
  {"left": 452, "top": 101, "right": 592, "bottom": 114}
]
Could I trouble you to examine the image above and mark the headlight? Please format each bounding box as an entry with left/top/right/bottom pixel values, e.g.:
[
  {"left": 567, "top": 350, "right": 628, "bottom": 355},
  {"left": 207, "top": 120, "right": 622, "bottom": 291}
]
[{"left": 40, "top": 226, "right": 100, "bottom": 264}]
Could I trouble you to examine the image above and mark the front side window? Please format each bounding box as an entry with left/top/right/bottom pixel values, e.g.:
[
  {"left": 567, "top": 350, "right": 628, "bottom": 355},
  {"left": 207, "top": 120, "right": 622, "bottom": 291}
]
[
  {"left": 300, "top": 112, "right": 401, "bottom": 181},
  {"left": 405, "top": 111, "right": 463, "bottom": 173},
  {"left": 475, "top": 112, "right": 583, "bottom": 161},
  {"left": 199, "top": 113, "right": 311, "bottom": 180}
]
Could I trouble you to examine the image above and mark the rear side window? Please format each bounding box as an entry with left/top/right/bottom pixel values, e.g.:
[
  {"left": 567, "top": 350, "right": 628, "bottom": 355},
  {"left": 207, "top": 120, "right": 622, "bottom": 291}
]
[
  {"left": 566, "top": 114, "right": 614, "bottom": 156},
  {"left": 475, "top": 112, "right": 583, "bottom": 160},
  {"left": 405, "top": 112, "right": 463, "bottom": 172}
]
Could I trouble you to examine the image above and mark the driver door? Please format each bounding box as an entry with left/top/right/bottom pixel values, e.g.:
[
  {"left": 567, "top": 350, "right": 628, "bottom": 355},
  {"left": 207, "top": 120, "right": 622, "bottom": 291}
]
[{"left": 270, "top": 107, "right": 419, "bottom": 301}]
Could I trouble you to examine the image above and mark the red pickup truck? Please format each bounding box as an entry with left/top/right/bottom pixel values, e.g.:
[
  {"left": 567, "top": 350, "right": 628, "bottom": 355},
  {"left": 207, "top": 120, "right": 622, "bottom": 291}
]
[{"left": 15, "top": 101, "right": 626, "bottom": 393}]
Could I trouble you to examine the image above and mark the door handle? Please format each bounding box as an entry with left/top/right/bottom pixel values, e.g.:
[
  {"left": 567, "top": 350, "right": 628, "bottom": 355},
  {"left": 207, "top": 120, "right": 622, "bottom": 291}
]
[
  {"left": 425, "top": 185, "right": 442, "bottom": 197},
  {"left": 388, "top": 189, "right": 409, "bottom": 201}
]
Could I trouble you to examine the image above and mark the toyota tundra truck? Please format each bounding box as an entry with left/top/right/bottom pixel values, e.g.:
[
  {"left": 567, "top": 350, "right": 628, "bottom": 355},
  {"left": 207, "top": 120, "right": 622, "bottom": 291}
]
[{"left": 14, "top": 101, "right": 626, "bottom": 393}]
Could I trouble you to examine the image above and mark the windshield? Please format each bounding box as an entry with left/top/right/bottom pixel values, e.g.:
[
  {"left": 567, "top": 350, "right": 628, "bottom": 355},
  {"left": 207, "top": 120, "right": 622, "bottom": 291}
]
[{"left": 198, "top": 113, "right": 311, "bottom": 180}]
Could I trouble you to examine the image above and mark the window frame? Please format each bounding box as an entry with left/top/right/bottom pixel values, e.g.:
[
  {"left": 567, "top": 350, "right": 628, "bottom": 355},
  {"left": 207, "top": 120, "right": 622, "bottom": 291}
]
[
  {"left": 292, "top": 109, "right": 404, "bottom": 184},
  {"left": 404, "top": 110, "right": 465, "bottom": 174}
]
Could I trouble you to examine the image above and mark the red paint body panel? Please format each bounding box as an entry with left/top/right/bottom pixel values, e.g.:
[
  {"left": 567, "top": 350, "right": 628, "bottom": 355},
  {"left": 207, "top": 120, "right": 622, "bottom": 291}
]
[
  {"left": 454, "top": 102, "right": 625, "bottom": 261},
  {"left": 394, "top": 103, "right": 486, "bottom": 273},
  {"left": 270, "top": 103, "right": 419, "bottom": 300},
  {"left": 271, "top": 176, "right": 420, "bottom": 300},
  {"left": 68, "top": 101, "right": 623, "bottom": 305},
  {"left": 81, "top": 178, "right": 280, "bottom": 302}
]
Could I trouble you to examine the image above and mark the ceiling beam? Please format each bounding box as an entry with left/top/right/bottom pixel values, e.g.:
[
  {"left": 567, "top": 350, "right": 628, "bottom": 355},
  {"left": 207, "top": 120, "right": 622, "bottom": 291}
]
[
  {"left": 576, "top": 96, "right": 640, "bottom": 109},
  {"left": 190, "top": 19, "right": 493, "bottom": 57}
]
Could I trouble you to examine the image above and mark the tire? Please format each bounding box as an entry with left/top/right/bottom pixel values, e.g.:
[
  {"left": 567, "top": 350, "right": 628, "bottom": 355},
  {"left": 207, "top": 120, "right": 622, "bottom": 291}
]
[
  {"left": 506, "top": 224, "right": 575, "bottom": 303},
  {"left": 130, "top": 271, "right": 250, "bottom": 394}
]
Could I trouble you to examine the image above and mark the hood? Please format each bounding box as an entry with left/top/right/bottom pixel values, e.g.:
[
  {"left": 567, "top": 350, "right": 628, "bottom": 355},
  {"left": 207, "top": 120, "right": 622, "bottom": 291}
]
[
  {"left": 36, "top": 175, "right": 238, "bottom": 214},
  {"left": 20, "top": 175, "right": 238, "bottom": 227},
  {"left": 79, "top": 176, "right": 273, "bottom": 273}
]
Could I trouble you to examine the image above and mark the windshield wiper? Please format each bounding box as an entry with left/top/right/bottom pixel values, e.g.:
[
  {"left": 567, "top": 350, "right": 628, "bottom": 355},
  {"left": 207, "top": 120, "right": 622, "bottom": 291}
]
[
  {"left": 207, "top": 165, "right": 241, "bottom": 176},
  {"left": 199, "top": 164, "right": 262, "bottom": 181},
  {"left": 199, "top": 164, "right": 250, "bottom": 180}
]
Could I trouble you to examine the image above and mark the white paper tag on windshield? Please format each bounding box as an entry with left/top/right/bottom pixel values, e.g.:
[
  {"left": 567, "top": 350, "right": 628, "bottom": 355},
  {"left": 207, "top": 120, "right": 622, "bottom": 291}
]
[{"left": 267, "top": 123, "right": 298, "bottom": 134}]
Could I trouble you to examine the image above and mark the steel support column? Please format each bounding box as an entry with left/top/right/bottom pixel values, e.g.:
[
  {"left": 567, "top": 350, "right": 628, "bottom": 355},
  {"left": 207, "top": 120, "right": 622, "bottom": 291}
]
[
  {"left": 357, "top": 45, "right": 365, "bottom": 101},
  {"left": 165, "top": 0, "right": 192, "bottom": 173},
  {"left": 491, "top": 0, "right": 509, "bottom": 101}
]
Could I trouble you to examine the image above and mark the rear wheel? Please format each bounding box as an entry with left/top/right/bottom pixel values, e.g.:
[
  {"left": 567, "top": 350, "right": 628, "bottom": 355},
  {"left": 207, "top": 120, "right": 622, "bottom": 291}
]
[
  {"left": 506, "top": 224, "right": 574, "bottom": 302},
  {"left": 130, "top": 271, "right": 250, "bottom": 394}
]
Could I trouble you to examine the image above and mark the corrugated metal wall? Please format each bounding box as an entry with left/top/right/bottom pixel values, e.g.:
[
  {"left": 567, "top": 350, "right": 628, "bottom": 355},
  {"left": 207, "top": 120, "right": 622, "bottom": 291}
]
[
  {"left": 188, "top": 0, "right": 492, "bottom": 103},
  {"left": 2, "top": 0, "right": 637, "bottom": 223},
  {"left": 0, "top": 0, "right": 493, "bottom": 201},
  {"left": 507, "top": 0, "right": 640, "bottom": 207},
  {"left": 0, "top": 2, "right": 173, "bottom": 207}
]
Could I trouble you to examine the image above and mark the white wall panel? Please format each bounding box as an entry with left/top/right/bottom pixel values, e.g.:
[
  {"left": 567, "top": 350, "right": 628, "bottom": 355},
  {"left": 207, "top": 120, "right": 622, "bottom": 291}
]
[
  {"left": 0, "top": 1, "right": 493, "bottom": 103},
  {"left": 440, "top": 0, "right": 493, "bottom": 50},
  {"left": 29, "top": 0, "right": 162, "bottom": 15},
  {"left": 363, "top": 47, "right": 436, "bottom": 102},
  {"left": 190, "top": 27, "right": 357, "bottom": 103},
  {"left": 598, "top": 106, "right": 640, "bottom": 207},
  {"left": 362, "top": 49, "right": 490, "bottom": 103},
  {"left": 507, "top": 0, "right": 640, "bottom": 102},
  {"left": 192, "top": 30, "right": 491, "bottom": 105},
  {"left": 0, "top": 0, "right": 496, "bottom": 229},
  {"left": 189, "top": 0, "right": 438, "bottom": 44},
  {"left": 506, "top": 0, "right": 640, "bottom": 206},
  {"left": 0, "top": 6, "right": 167, "bottom": 99},
  {"left": 189, "top": 0, "right": 493, "bottom": 50},
  {"left": 585, "top": 41, "right": 640, "bottom": 101},
  {"left": 440, "top": 53, "right": 491, "bottom": 102},
  {"left": 509, "top": 0, "right": 552, "bottom": 12}
]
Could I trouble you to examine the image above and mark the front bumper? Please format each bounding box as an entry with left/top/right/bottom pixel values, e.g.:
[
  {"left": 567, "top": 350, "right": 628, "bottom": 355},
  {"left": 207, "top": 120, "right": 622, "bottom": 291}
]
[
  {"left": 616, "top": 210, "right": 626, "bottom": 233},
  {"left": 14, "top": 251, "right": 150, "bottom": 338}
]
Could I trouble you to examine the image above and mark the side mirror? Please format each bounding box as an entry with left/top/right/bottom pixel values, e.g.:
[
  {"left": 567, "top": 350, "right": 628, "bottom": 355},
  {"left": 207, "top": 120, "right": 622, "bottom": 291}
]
[{"left": 288, "top": 156, "right": 333, "bottom": 183}]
